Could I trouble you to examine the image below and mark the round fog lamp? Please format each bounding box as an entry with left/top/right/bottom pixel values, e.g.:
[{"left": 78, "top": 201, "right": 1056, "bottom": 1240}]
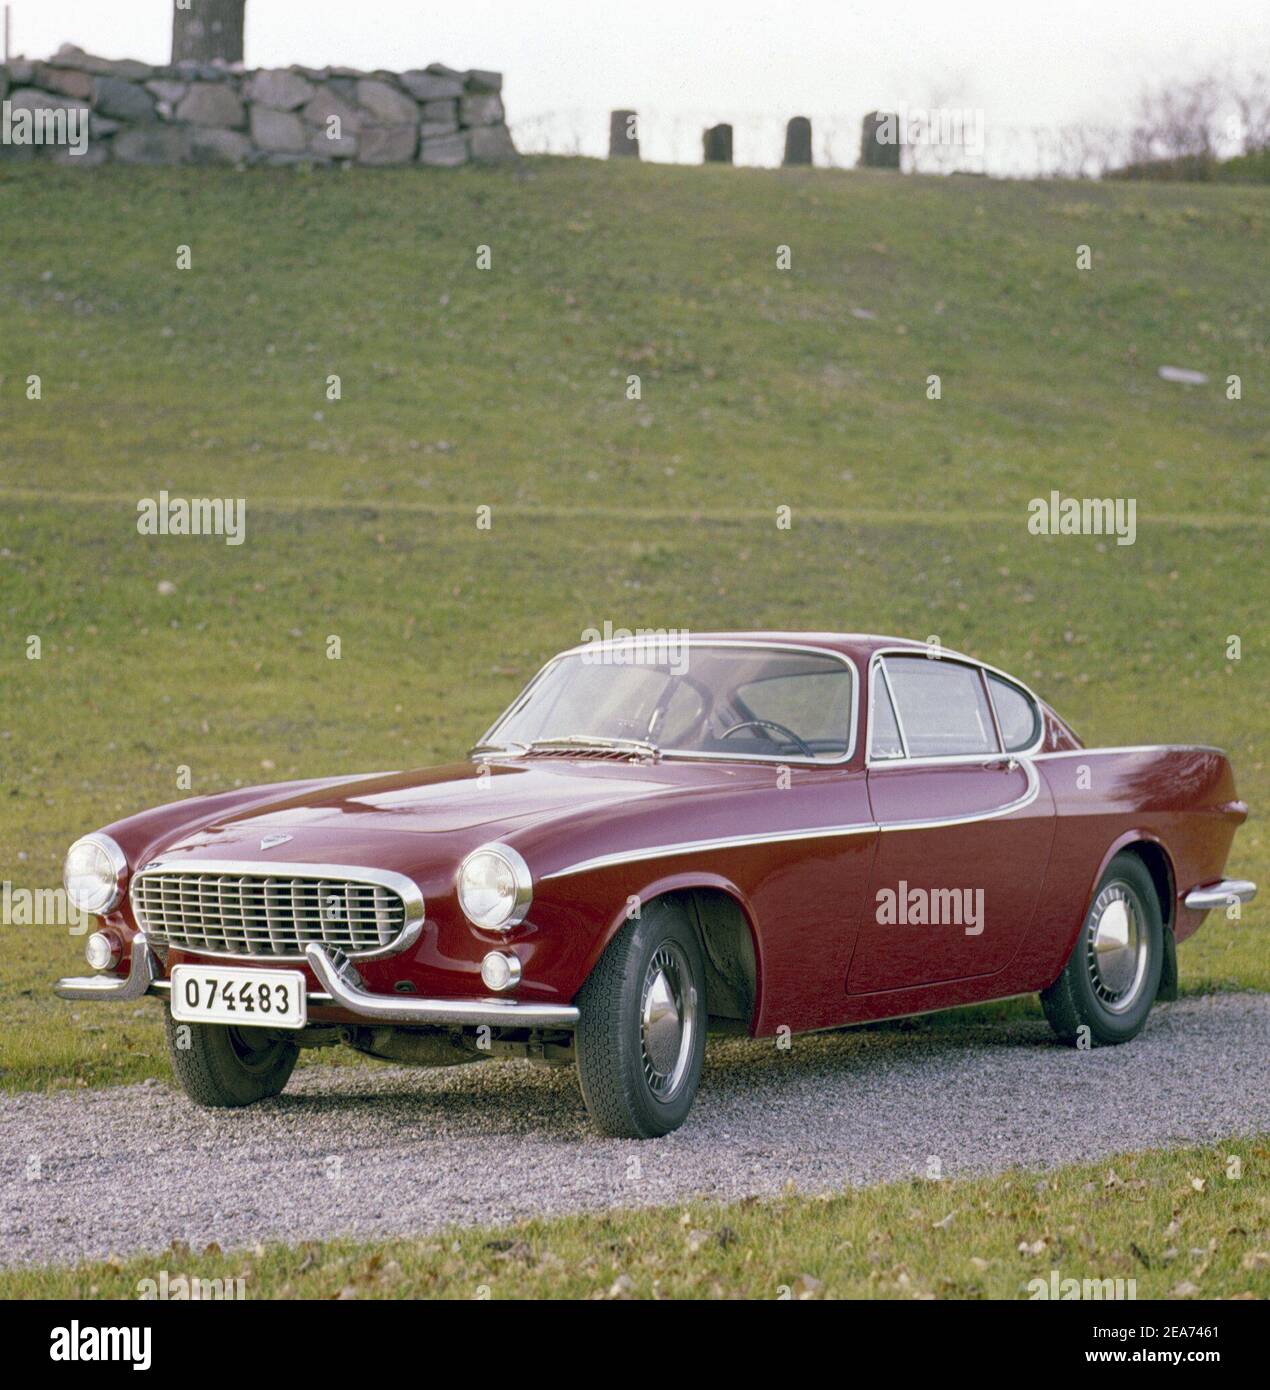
[
  {"left": 85, "top": 930, "right": 121, "bottom": 972},
  {"left": 481, "top": 951, "right": 522, "bottom": 992}
]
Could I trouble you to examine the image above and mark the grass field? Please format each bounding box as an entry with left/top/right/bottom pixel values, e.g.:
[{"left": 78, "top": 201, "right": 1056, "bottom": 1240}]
[
  {"left": 0, "top": 158, "right": 1265, "bottom": 1099},
  {"left": 1, "top": 1139, "right": 1264, "bottom": 1299}
]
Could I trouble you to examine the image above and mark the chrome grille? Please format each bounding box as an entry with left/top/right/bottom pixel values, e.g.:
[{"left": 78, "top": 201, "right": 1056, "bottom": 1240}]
[{"left": 132, "top": 867, "right": 412, "bottom": 959}]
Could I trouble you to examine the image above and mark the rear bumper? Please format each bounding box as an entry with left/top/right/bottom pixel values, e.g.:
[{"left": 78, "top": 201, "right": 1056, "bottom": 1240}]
[
  {"left": 53, "top": 935, "right": 580, "bottom": 1031},
  {"left": 1184, "top": 878, "right": 1257, "bottom": 912}
]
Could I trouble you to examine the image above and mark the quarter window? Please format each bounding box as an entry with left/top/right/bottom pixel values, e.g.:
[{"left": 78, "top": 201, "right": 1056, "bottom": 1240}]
[
  {"left": 869, "top": 670, "right": 905, "bottom": 759},
  {"left": 987, "top": 673, "right": 1041, "bottom": 752},
  {"left": 882, "top": 657, "right": 1000, "bottom": 757}
]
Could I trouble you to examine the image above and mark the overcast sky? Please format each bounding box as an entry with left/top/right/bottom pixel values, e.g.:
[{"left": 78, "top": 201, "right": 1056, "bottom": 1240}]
[{"left": 11, "top": 0, "right": 1268, "bottom": 163}]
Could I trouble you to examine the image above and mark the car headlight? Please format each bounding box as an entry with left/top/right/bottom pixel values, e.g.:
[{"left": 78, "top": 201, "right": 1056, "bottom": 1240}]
[
  {"left": 457, "top": 843, "right": 532, "bottom": 931},
  {"left": 63, "top": 834, "right": 128, "bottom": 916}
]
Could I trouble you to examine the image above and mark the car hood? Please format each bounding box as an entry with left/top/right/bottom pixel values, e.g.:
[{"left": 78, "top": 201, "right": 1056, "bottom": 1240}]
[{"left": 148, "top": 758, "right": 777, "bottom": 869}]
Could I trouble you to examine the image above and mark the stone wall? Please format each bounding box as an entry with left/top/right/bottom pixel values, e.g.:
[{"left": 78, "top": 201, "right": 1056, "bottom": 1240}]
[{"left": 0, "top": 44, "right": 516, "bottom": 168}]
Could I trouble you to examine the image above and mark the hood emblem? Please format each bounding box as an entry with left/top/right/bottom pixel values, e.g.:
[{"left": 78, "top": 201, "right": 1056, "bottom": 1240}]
[{"left": 259, "top": 833, "right": 293, "bottom": 850}]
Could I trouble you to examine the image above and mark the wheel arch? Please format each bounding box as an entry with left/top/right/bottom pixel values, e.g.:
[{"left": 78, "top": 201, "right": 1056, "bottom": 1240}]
[
  {"left": 1114, "top": 835, "right": 1178, "bottom": 1001},
  {"left": 599, "top": 873, "right": 763, "bottom": 1033},
  {"left": 1075, "top": 831, "right": 1177, "bottom": 1003}
]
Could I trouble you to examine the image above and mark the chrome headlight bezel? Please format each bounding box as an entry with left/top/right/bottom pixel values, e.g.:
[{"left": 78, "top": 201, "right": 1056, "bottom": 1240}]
[
  {"left": 456, "top": 843, "right": 533, "bottom": 932},
  {"left": 63, "top": 833, "right": 129, "bottom": 916}
]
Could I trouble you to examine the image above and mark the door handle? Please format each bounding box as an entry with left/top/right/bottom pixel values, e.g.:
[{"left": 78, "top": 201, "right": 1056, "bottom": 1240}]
[{"left": 985, "top": 756, "right": 1020, "bottom": 771}]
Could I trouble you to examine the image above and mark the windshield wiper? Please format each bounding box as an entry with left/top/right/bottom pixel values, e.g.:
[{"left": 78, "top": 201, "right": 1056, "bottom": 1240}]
[{"left": 527, "top": 735, "right": 661, "bottom": 760}]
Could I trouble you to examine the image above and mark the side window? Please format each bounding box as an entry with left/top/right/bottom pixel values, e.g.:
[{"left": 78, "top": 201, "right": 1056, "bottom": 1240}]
[
  {"left": 883, "top": 658, "right": 1000, "bottom": 757},
  {"left": 869, "top": 669, "right": 904, "bottom": 759},
  {"left": 731, "top": 670, "right": 853, "bottom": 757},
  {"left": 987, "top": 674, "right": 1040, "bottom": 752}
]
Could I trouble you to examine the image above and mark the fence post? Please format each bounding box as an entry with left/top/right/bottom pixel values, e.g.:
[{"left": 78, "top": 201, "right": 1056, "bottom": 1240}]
[
  {"left": 703, "top": 123, "right": 733, "bottom": 163},
  {"left": 783, "top": 116, "right": 812, "bottom": 166},
  {"left": 609, "top": 109, "right": 640, "bottom": 159},
  {"left": 860, "top": 112, "right": 901, "bottom": 169}
]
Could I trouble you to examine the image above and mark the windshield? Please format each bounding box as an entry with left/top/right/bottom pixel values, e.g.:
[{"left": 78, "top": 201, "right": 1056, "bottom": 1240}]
[{"left": 482, "top": 645, "right": 856, "bottom": 762}]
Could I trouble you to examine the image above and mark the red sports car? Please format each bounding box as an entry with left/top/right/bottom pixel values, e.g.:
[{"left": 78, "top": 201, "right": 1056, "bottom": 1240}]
[{"left": 56, "top": 633, "right": 1255, "bottom": 1137}]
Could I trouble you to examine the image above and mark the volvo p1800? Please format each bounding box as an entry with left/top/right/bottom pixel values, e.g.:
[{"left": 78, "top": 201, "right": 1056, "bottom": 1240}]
[{"left": 56, "top": 634, "right": 1255, "bottom": 1137}]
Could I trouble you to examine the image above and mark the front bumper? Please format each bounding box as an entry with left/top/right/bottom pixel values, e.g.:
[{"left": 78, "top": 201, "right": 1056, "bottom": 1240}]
[
  {"left": 1183, "top": 878, "right": 1257, "bottom": 912},
  {"left": 53, "top": 934, "right": 580, "bottom": 1030},
  {"left": 305, "top": 943, "right": 580, "bottom": 1028},
  {"left": 54, "top": 933, "right": 157, "bottom": 1001}
]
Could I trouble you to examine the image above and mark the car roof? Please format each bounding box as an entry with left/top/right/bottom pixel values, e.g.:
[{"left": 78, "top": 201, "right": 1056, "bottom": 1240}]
[{"left": 592, "top": 632, "right": 930, "bottom": 659}]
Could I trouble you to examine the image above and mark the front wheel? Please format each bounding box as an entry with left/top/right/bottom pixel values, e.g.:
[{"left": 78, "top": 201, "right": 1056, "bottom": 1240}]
[
  {"left": 1041, "top": 852, "right": 1164, "bottom": 1046},
  {"left": 164, "top": 1010, "right": 299, "bottom": 1107},
  {"left": 575, "top": 900, "right": 707, "bottom": 1138}
]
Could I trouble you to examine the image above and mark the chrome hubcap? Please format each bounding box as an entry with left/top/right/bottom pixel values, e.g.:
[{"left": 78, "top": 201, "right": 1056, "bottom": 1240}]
[
  {"left": 640, "top": 944, "right": 697, "bottom": 1100},
  {"left": 1085, "top": 883, "right": 1148, "bottom": 1012}
]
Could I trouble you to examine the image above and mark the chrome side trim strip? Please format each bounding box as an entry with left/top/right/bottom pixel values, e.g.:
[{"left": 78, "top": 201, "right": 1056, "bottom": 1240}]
[
  {"left": 1032, "top": 745, "right": 1222, "bottom": 760},
  {"left": 1183, "top": 879, "right": 1257, "bottom": 911},
  {"left": 54, "top": 933, "right": 156, "bottom": 1002},
  {"left": 131, "top": 859, "right": 425, "bottom": 963},
  {"left": 545, "top": 821, "right": 878, "bottom": 879},
  {"left": 875, "top": 756, "right": 1041, "bottom": 830},
  {"left": 546, "top": 759, "right": 1042, "bottom": 878},
  {"left": 305, "top": 944, "right": 580, "bottom": 1028}
]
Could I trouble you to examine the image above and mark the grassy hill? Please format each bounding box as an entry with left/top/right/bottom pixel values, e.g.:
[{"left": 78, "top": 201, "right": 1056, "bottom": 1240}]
[{"left": 0, "top": 157, "right": 1265, "bottom": 1091}]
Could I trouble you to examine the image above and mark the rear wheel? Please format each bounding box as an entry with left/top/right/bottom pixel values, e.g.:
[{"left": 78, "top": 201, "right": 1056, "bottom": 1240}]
[
  {"left": 1041, "top": 852, "right": 1163, "bottom": 1045},
  {"left": 575, "top": 899, "right": 707, "bottom": 1138},
  {"left": 164, "top": 1010, "right": 298, "bottom": 1107}
]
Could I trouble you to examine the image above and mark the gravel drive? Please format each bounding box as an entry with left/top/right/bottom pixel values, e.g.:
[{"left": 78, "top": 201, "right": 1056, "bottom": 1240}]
[{"left": 2, "top": 993, "right": 1267, "bottom": 1268}]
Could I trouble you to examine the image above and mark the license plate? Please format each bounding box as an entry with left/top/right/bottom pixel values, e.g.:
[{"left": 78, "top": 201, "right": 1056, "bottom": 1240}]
[{"left": 170, "top": 965, "right": 307, "bottom": 1029}]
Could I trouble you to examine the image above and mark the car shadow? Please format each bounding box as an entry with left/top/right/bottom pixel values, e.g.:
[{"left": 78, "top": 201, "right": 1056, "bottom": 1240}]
[{"left": 236, "top": 1002, "right": 1117, "bottom": 1141}]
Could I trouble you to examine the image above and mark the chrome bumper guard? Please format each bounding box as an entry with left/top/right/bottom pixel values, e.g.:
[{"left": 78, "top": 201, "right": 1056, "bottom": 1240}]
[
  {"left": 54, "top": 934, "right": 579, "bottom": 1030},
  {"left": 305, "top": 943, "right": 580, "bottom": 1029},
  {"left": 54, "top": 933, "right": 157, "bottom": 1002},
  {"left": 1184, "top": 878, "right": 1257, "bottom": 912}
]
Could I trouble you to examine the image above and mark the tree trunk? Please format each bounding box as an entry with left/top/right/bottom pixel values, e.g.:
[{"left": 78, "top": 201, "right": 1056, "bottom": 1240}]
[{"left": 172, "top": 0, "right": 246, "bottom": 65}]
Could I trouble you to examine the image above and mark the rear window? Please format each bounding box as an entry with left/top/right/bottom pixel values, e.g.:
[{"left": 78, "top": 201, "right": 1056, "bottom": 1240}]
[{"left": 987, "top": 673, "right": 1041, "bottom": 752}]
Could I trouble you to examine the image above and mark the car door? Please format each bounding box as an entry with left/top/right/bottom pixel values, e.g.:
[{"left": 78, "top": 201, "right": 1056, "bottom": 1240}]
[{"left": 846, "top": 653, "right": 1055, "bottom": 993}]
